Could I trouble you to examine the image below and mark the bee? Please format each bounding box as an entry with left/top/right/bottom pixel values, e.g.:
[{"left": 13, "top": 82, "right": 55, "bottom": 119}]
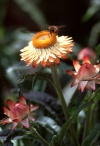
[{"left": 47, "top": 25, "right": 65, "bottom": 35}]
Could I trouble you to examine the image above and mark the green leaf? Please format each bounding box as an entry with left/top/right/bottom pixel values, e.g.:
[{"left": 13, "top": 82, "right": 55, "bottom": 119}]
[
  {"left": 31, "top": 72, "right": 48, "bottom": 92},
  {"left": 95, "top": 44, "right": 100, "bottom": 58},
  {"left": 93, "top": 89, "right": 100, "bottom": 102},
  {"left": 33, "top": 72, "right": 53, "bottom": 84},
  {"left": 49, "top": 135, "right": 57, "bottom": 146},
  {"left": 82, "top": 6, "right": 98, "bottom": 22},
  {"left": 36, "top": 116, "right": 60, "bottom": 134},
  {"left": 82, "top": 124, "right": 100, "bottom": 146},
  {"left": 24, "top": 91, "right": 65, "bottom": 125},
  {"left": 18, "top": 71, "right": 55, "bottom": 93},
  {"left": 0, "top": 129, "right": 25, "bottom": 140},
  {"left": 0, "top": 129, "right": 11, "bottom": 139},
  {"left": 56, "top": 101, "right": 92, "bottom": 145},
  {"left": 4, "top": 141, "right": 13, "bottom": 146},
  {"left": 14, "top": 0, "right": 47, "bottom": 29},
  {"left": 22, "top": 138, "right": 36, "bottom": 146},
  {"left": 0, "top": 129, "right": 26, "bottom": 146}
]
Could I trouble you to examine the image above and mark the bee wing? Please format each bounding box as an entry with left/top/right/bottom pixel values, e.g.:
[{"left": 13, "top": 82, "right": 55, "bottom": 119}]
[
  {"left": 58, "top": 25, "right": 66, "bottom": 28},
  {"left": 46, "top": 25, "right": 53, "bottom": 29}
]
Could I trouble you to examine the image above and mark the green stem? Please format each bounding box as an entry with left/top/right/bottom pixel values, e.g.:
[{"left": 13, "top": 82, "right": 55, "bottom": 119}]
[
  {"left": 51, "top": 65, "right": 69, "bottom": 118},
  {"left": 89, "top": 103, "right": 95, "bottom": 132},
  {"left": 82, "top": 89, "right": 92, "bottom": 143},
  {"left": 82, "top": 104, "right": 91, "bottom": 141},
  {"left": 50, "top": 65, "right": 80, "bottom": 146},
  {"left": 30, "top": 127, "right": 49, "bottom": 146}
]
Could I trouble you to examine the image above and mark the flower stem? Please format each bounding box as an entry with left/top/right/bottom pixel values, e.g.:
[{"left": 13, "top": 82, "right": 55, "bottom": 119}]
[
  {"left": 82, "top": 89, "right": 92, "bottom": 143},
  {"left": 50, "top": 65, "right": 80, "bottom": 146},
  {"left": 51, "top": 65, "right": 69, "bottom": 118},
  {"left": 30, "top": 127, "right": 49, "bottom": 146},
  {"left": 82, "top": 104, "right": 91, "bottom": 142}
]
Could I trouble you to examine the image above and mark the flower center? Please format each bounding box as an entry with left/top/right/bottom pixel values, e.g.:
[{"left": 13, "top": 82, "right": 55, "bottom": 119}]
[{"left": 32, "top": 31, "right": 57, "bottom": 49}]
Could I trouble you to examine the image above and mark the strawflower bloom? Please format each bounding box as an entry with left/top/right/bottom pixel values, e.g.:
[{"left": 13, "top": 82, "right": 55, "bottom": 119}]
[
  {"left": 66, "top": 56, "right": 100, "bottom": 92},
  {"left": 0, "top": 96, "right": 39, "bottom": 130},
  {"left": 20, "top": 30, "right": 73, "bottom": 68},
  {"left": 78, "top": 47, "right": 96, "bottom": 61}
]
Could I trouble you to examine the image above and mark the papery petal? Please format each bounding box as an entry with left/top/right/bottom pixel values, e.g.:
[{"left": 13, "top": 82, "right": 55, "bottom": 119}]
[
  {"left": 94, "top": 74, "right": 100, "bottom": 79},
  {"left": 46, "top": 60, "right": 52, "bottom": 67},
  {"left": 83, "top": 56, "right": 91, "bottom": 64},
  {"left": 19, "top": 96, "right": 27, "bottom": 105},
  {"left": 78, "top": 81, "right": 88, "bottom": 92},
  {"left": 6, "top": 99, "right": 15, "bottom": 109},
  {"left": 29, "top": 105, "right": 39, "bottom": 112},
  {"left": 32, "top": 61, "right": 38, "bottom": 68},
  {"left": 54, "top": 57, "right": 60, "bottom": 64},
  {"left": 20, "top": 31, "right": 73, "bottom": 68},
  {"left": 71, "top": 79, "right": 79, "bottom": 87},
  {"left": 40, "top": 60, "right": 46, "bottom": 67},
  {"left": 88, "top": 80, "right": 95, "bottom": 90},
  {"left": 61, "top": 54, "right": 68, "bottom": 60},
  {"left": 21, "top": 118, "right": 30, "bottom": 128},
  {"left": 3, "top": 107, "right": 10, "bottom": 116},
  {"left": 11, "top": 122, "right": 18, "bottom": 130},
  {"left": 95, "top": 64, "right": 100, "bottom": 72},
  {"left": 10, "top": 104, "right": 29, "bottom": 121},
  {"left": 95, "top": 79, "right": 100, "bottom": 84},
  {"left": 73, "top": 60, "right": 81, "bottom": 72},
  {"left": 13, "top": 119, "right": 20, "bottom": 122},
  {"left": 66, "top": 70, "right": 77, "bottom": 78},
  {"left": 0, "top": 118, "right": 12, "bottom": 124},
  {"left": 77, "top": 63, "right": 97, "bottom": 80},
  {"left": 28, "top": 114, "right": 36, "bottom": 121}
]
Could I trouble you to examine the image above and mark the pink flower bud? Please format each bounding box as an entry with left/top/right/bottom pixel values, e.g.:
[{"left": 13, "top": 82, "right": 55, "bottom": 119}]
[{"left": 78, "top": 48, "right": 96, "bottom": 61}]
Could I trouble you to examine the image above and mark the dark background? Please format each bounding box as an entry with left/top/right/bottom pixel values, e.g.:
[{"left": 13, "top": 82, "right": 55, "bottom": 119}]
[{"left": 3, "top": 0, "right": 100, "bottom": 46}]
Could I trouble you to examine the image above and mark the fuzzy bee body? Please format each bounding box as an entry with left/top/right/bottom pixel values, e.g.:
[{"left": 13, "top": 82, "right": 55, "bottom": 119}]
[{"left": 47, "top": 25, "right": 65, "bottom": 35}]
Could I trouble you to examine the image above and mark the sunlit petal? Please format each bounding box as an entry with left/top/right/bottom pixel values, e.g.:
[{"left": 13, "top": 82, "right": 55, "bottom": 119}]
[
  {"left": 6, "top": 99, "right": 15, "bottom": 109},
  {"left": 78, "top": 81, "right": 88, "bottom": 92},
  {"left": 0, "top": 118, "right": 12, "bottom": 124},
  {"left": 21, "top": 118, "right": 29, "bottom": 128},
  {"left": 11, "top": 122, "right": 18, "bottom": 130},
  {"left": 88, "top": 80, "right": 95, "bottom": 90},
  {"left": 19, "top": 96, "right": 27, "bottom": 105},
  {"left": 83, "top": 56, "right": 91, "bottom": 64},
  {"left": 71, "top": 79, "right": 79, "bottom": 87},
  {"left": 29, "top": 105, "right": 39, "bottom": 112},
  {"left": 73, "top": 60, "right": 81, "bottom": 72},
  {"left": 3, "top": 107, "right": 10, "bottom": 116}
]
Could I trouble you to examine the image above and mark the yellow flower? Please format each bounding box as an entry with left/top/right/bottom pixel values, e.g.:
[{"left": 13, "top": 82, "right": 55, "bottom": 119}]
[{"left": 20, "top": 30, "right": 74, "bottom": 68}]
